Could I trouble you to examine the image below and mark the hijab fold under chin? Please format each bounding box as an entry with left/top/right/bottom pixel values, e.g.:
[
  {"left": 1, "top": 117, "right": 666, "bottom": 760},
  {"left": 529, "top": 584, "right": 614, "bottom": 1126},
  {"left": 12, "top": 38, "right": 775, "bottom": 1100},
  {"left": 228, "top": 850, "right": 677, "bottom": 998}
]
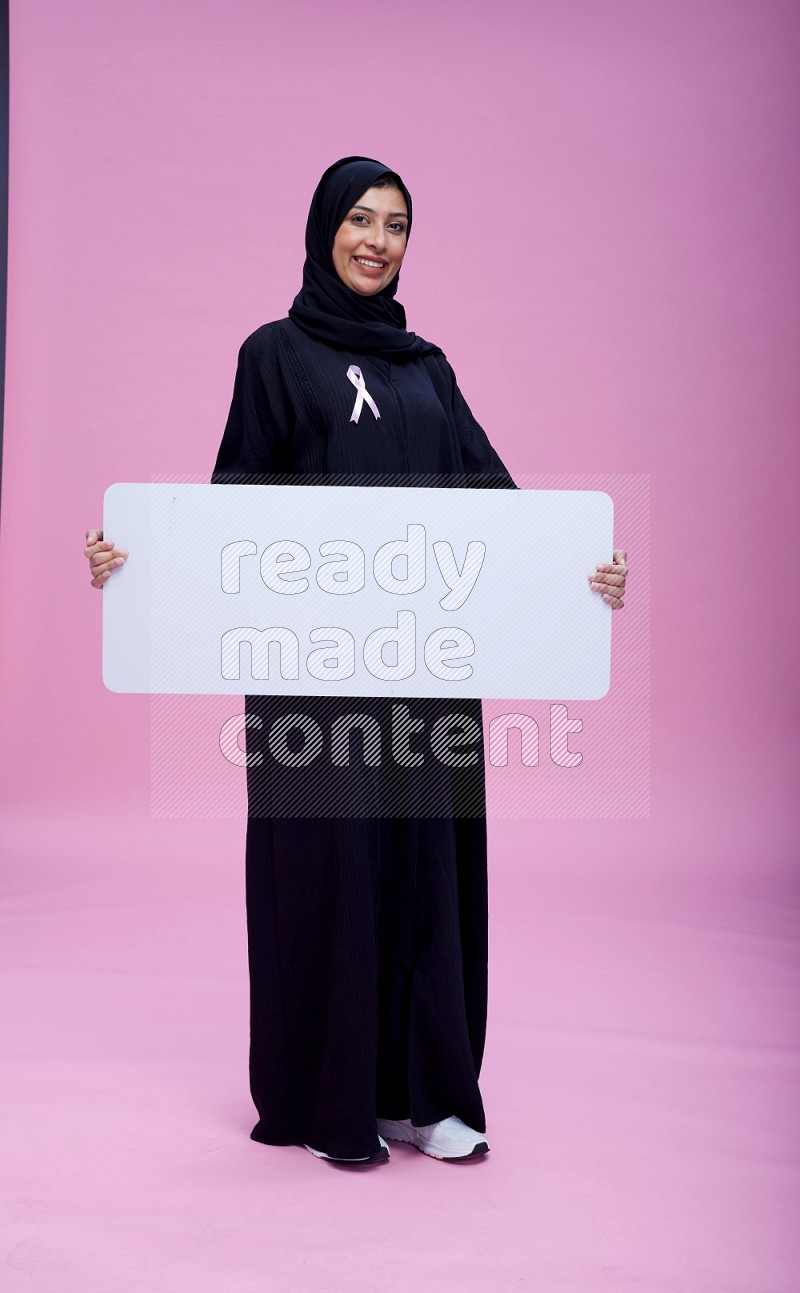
[{"left": 287, "top": 155, "right": 442, "bottom": 362}]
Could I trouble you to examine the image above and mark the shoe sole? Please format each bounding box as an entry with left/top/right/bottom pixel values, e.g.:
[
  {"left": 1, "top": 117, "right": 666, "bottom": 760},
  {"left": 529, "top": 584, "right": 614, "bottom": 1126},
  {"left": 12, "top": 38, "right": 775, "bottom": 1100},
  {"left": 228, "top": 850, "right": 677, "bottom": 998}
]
[
  {"left": 378, "top": 1124, "right": 490, "bottom": 1162},
  {"left": 304, "top": 1139, "right": 390, "bottom": 1165}
]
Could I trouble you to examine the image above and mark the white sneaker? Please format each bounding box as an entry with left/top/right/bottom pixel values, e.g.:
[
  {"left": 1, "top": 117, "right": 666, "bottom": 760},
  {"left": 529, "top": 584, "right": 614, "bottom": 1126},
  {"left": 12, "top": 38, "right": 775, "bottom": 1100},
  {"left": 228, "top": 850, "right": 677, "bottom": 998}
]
[
  {"left": 303, "top": 1135, "right": 390, "bottom": 1164},
  {"left": 377, "top": 1116, "right": 489, "bottom": 1161}
]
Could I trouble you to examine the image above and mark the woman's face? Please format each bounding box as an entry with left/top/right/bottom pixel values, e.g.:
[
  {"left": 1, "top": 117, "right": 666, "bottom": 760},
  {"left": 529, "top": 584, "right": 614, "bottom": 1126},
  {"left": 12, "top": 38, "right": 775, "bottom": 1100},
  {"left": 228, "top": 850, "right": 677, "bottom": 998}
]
[{"left": 331, "top": 185, "right": 408, "bottom": 296}]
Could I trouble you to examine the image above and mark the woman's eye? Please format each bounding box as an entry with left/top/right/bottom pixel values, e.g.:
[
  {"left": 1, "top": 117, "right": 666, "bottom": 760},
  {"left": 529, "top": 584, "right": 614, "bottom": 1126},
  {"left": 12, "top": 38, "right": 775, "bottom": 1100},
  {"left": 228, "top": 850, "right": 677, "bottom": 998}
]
[{"left": 350, "top": 214, "right": 406, "bottom": 234}]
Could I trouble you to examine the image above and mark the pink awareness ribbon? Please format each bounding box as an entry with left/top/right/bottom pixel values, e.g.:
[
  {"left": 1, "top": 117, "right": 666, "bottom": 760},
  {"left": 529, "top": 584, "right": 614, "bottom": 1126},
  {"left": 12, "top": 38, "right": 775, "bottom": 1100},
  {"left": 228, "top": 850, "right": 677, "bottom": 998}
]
[{"left": 346, "top": 365, "right": 381, "bottom": 424}]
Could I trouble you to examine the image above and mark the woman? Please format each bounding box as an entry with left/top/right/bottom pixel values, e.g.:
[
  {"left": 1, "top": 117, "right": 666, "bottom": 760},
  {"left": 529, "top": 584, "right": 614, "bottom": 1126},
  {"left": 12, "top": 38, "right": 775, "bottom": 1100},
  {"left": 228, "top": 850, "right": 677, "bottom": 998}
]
[{"left": 86, "top": 156, "right": 629, "bottom": 1166}]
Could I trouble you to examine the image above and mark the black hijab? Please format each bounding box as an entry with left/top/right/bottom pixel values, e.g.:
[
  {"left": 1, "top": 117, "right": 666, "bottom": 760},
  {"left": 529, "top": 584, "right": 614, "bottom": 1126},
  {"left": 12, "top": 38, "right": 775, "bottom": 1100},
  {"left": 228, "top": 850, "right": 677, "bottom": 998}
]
[{"left": 288, "top": 155, "right": 442, "bottom": 362}]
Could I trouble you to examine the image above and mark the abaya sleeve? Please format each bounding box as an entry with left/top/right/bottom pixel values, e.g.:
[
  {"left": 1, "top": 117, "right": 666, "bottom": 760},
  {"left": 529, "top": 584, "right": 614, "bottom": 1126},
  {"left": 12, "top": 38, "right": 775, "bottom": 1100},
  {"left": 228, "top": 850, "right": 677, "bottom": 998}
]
[
  {"left": 438, "top": 357, "right": 518, "bottom": 490},
  {"left": 210, "top": 330, "right": 293, "bottom": 484}
]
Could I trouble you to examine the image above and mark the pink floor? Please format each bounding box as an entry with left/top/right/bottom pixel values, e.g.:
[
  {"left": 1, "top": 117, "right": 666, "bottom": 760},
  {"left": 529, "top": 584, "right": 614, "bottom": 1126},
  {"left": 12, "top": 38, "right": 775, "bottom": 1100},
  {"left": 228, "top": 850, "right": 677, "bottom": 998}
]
[{"left": 2, "top": 806, "right": 797, "bottom": 1292}]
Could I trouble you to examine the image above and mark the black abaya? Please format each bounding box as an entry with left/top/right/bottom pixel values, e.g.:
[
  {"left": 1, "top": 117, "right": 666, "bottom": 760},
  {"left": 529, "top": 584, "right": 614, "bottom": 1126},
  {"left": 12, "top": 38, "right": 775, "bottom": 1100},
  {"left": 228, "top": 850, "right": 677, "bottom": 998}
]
[{"left": 211, "top": 318, "right": 516, "bottom": 1159}]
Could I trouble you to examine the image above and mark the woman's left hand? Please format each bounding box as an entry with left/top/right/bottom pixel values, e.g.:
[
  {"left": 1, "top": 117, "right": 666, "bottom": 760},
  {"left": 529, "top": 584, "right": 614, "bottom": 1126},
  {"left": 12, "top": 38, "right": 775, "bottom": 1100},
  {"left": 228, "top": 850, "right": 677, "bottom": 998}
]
[{"left": 587, "top": 550, "right": 629, "bottom": 609}]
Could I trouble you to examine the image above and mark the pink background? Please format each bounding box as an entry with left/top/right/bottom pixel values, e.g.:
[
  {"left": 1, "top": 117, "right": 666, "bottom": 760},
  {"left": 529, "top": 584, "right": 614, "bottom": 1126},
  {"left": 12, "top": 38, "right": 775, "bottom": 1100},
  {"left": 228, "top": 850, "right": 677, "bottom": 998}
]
[{"left": 1, "top": 1, "right": 798, "bottom": 1290}]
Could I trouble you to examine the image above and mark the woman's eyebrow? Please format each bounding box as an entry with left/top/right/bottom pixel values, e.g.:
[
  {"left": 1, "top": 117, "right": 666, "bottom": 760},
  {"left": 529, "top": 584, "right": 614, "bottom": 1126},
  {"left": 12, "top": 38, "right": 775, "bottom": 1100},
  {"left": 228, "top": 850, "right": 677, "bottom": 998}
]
[{"left": 351, "top": 204, "right": 408, "bottom": 219}]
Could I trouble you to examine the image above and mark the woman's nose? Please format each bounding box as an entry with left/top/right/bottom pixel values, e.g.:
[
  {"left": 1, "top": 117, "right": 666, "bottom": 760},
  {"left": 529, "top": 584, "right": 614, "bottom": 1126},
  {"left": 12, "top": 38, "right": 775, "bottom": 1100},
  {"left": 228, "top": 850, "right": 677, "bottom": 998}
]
[{"left": 366, "top": 227, "right": 387, "bottom": 251}]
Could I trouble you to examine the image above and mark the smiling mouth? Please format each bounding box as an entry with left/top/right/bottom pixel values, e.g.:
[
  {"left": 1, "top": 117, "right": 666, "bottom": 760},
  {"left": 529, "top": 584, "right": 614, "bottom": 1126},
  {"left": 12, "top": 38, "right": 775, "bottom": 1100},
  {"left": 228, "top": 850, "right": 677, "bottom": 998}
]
[{"left": 353, "top": 256, "right": 387, "bottom": 270}]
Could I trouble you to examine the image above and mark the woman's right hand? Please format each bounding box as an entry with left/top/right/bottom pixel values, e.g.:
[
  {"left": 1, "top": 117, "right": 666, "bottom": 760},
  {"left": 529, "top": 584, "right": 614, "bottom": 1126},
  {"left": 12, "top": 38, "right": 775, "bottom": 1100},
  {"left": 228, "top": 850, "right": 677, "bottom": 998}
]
[{"left": 84, "top": 529, "right": 129, "bottom": 588}]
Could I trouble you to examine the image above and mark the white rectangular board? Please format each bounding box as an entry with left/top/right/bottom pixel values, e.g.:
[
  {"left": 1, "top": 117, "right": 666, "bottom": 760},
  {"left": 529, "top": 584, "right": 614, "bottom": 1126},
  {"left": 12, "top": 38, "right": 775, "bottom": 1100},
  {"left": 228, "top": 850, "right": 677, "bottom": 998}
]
[{"left": 102, "top": 483, "right": 614, "bottom": 699}]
